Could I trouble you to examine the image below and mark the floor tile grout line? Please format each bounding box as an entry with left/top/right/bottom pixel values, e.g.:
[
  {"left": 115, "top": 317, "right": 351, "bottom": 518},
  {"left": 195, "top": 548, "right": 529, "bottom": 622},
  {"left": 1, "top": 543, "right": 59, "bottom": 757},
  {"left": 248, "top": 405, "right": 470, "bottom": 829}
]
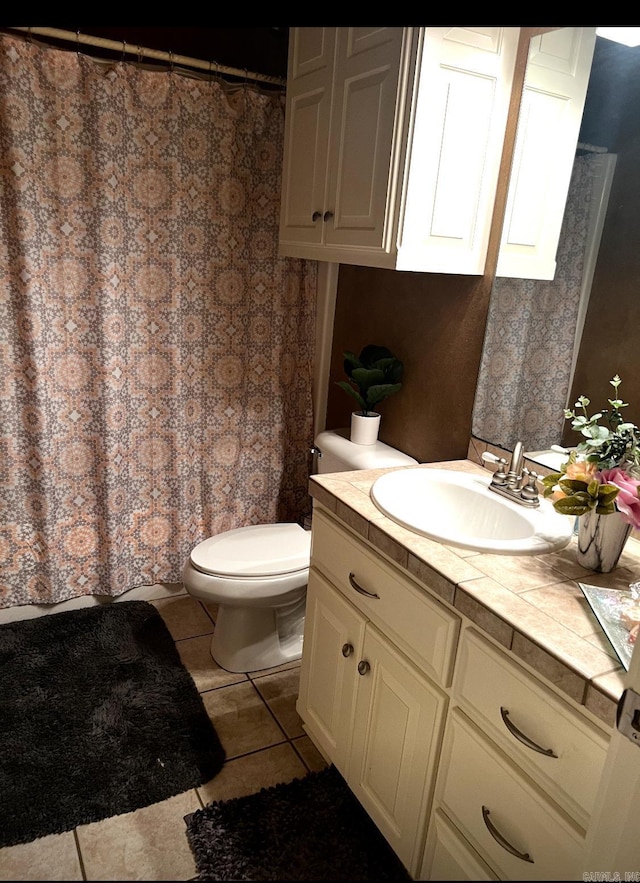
[{"left": 73, "top": 826, "right": 87, "bottom": 881}]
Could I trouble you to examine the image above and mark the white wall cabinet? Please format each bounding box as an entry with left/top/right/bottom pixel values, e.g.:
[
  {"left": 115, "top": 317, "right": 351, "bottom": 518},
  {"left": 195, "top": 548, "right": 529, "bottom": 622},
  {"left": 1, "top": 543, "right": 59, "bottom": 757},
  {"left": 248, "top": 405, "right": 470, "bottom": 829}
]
[
  {"left": 496, "top": 27, "right": 597, "bottom": 280},
  {"left": 299, "top": 505, "right": 612, "bottom": 881},
  {"left": 279, "top": 27, "right": 520, "bottom": 274}
]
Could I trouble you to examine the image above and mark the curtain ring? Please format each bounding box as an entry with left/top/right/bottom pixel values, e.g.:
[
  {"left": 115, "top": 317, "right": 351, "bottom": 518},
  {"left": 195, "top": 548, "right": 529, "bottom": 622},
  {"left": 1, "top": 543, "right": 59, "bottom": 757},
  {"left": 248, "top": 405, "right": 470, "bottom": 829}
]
[
  {"left": 121, "top": 40, "right": 127, "bottom": 64},
  {"left": 76, "top": 29, "right": 81, "bottom": 57},
  {"left": 137, "top": 45, "right": 144, "bottom": 65},
  {"left": 168, "top": 50, "right": 174, "bottom": 73}
]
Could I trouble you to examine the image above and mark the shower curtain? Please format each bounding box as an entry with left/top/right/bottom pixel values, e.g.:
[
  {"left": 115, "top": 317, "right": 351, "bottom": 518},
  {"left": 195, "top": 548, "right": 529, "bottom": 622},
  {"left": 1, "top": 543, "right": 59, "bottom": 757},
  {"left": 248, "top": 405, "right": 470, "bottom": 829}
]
[
  {"left": 0, "top": 33, "right": 317, "bottom": 609},
  {"left": 472, "top": 153, "right": 604, "bottom": 452}
]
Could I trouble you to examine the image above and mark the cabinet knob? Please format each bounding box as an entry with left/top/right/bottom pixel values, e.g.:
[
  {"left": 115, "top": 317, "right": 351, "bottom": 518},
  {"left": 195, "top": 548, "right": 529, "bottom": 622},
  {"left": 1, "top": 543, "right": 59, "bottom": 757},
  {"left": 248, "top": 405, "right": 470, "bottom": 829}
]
[
  {"left": 311, "top": 211, "right": 322, "bottom": 222},
  {"left": 323, "top": 210, "right": 333, "bottom": 222},
  {"left": 341, "top": 643, "right": 354, "bottom": 658},
  {"left": 357, "top": 660, "right": 370, "bottom": 676}
]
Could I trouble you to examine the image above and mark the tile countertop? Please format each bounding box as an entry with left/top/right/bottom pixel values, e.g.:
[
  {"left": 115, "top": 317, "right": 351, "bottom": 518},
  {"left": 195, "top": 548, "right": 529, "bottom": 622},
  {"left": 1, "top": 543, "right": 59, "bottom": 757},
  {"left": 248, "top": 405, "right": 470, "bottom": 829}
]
[{"left": 309, "top": 459, "right": 640, "bottom": 730}]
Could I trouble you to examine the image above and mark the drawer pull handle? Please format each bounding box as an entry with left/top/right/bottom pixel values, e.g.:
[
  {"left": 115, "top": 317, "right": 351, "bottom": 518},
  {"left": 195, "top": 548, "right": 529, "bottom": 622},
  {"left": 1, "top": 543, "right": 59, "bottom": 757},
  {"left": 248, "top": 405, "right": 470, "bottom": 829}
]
[
  {"left": 312, "top": 210, "right": 322, "bottom": 222},
  {"left": 482, "top": 806, "right": 533, "bottom": 864},
  {"left": 357, "top": 660, "right": 370, "bottom": 676},
  {"left": 348, "top": 572, "right": 379, "bottom": 599},
  {"left": 500, "top": 707, "right": 558, "bottom": 758},
  {"left": 342, "top": 643, "right": 354, "bottom": 658}
]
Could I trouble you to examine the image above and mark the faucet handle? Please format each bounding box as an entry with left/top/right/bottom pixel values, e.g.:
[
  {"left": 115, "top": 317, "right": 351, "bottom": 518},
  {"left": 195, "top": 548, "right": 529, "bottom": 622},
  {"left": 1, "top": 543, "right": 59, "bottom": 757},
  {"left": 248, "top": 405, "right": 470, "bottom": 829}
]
[
  {"left": 520, "top": 468, "right": 540, "bottom": 503},
  {"left": 481, "top": 451, "right": 508, "bottom": 485},
  {"left": 481, "top": 451, "right": 506, "bottom": 465}
]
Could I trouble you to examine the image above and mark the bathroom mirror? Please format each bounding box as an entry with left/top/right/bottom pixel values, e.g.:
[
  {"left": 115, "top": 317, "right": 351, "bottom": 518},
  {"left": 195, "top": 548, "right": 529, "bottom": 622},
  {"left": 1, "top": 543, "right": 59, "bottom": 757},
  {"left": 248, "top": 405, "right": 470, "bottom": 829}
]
[{"left": 473, "top": 28, "right": 640, "bottom": 464}]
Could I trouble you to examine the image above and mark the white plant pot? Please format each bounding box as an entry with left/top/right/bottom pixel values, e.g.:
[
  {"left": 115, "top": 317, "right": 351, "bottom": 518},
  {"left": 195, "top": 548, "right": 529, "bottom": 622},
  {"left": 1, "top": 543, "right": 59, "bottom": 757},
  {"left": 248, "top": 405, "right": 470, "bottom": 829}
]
[{"left": 350, "top": 411, "right": 381, "bottom": 446}]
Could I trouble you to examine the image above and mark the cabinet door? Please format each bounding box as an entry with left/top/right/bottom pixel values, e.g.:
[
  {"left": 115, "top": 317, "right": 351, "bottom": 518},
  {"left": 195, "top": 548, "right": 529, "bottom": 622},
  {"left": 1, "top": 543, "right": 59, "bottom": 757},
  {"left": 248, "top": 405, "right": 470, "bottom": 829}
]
[
  {"left": 397, "top": 27, "right": 520, "bottom": 274},
  {"left": 279, "top": 27, "right": 416, "bottom": 265},
  {"left": 496, "top": 27, "right": 596, "bottom": 280},
  {"left": 279, "top": 28, "right": 336, "bottom": 248},
  {"left": 323, "top": 27, "right": 408, "bottom": 253},
  {"left": 296, "top": 569, "right": 365, "bottom": 775},
  {"left": 348, "top": 623, "right": 448, "bottom": 876}
]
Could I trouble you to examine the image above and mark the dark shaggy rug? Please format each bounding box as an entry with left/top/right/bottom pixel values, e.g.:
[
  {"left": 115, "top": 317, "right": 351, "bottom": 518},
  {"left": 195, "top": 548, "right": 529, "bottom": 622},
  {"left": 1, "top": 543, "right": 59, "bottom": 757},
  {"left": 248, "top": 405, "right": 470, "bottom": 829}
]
[
  {"left": 0, "top": 600, "right": 226, "bottom": 848},
  {"left": 184, "top": 764, "right": 412, "bottom": 881}
]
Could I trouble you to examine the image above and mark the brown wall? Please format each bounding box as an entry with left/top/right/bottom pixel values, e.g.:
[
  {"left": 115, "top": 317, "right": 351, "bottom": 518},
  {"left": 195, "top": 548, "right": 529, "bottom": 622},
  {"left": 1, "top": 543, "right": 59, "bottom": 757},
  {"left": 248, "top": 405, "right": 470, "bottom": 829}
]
[{"left": 326, "top": 270, "right": 492, "bottom": 463}]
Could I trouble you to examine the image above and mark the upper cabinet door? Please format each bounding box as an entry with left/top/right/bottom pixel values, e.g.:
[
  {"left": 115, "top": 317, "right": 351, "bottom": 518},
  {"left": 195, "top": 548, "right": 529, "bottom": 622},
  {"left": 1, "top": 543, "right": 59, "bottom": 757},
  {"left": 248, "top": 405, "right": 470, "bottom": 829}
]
[
  {"left": 279, "top": 28, "right": 336, "bottom": 247},
  {"left": 397, "top": 27, "right": 520, "bottom": 275},
  {"left": 496, "top": 27, "right": 597, "bottom": 280},
  {"left": 279, "top": 27, "right": 412, "bottom": 262},
  {"left": 324, "top": 28, "right": 408, "bottom": 253}
]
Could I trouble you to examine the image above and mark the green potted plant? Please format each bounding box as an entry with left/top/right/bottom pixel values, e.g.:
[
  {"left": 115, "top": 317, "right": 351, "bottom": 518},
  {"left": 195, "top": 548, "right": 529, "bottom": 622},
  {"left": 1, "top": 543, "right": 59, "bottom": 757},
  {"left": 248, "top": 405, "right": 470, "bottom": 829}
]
[{"left": 336, "top": 344, "right": 404, "bottom": 445}]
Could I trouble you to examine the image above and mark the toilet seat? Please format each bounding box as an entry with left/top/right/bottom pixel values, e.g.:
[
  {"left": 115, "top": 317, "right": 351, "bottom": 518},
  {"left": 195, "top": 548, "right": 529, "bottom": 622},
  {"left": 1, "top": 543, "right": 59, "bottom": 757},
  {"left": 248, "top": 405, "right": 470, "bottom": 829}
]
[{"left": 190, "top": 522, "right": 311, "bottom": 578}]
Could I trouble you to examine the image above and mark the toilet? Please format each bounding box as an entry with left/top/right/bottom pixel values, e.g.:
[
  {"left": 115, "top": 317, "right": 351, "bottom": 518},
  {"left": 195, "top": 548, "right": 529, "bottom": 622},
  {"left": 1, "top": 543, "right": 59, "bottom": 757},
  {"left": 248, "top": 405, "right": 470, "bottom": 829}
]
[{"left": 182, "top": 429, "right": 418, "bottom": 672}]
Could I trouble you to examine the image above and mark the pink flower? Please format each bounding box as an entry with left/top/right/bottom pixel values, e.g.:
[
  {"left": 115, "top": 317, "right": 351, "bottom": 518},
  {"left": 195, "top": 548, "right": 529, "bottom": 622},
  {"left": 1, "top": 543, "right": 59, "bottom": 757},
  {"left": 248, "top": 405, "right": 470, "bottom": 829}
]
[
  {"left": 599, "top": 468, "right": 640, "bottom": 529},
  {"left": 565, "top": 460, "right": 598, "bottom": 483}
]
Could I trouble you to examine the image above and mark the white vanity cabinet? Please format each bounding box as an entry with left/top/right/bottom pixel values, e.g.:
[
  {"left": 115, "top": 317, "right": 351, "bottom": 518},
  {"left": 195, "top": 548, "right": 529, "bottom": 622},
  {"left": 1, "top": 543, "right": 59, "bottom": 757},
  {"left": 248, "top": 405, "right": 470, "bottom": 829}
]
[
  {"left": 297, "top": 507, "right": 459, "bottom": 876},
  {"left": 300, "top": 499, "right": 614, "bottom": 881},
  {"left": 279, "top": 27, "right": 520, "bottom": 274}
]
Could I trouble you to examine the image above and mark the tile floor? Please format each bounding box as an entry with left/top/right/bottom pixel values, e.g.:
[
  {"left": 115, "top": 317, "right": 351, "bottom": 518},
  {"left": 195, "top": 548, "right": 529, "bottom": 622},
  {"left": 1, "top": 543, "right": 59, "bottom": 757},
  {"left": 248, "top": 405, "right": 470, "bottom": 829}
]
[{"left": 0, "top": 586, "right": 327, "bottom": 881}]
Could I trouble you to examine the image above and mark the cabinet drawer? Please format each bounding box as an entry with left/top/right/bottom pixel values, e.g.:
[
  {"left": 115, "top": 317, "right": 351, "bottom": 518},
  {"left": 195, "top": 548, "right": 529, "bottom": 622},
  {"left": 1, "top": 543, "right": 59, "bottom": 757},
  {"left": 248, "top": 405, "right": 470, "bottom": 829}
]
[
  {"left": 420, "top": 809, "right": 498, "bottom": 881},
  {"left": 453, "top": 629, "right": 608, "bottom": 829},
  {"left": 311, "top": 508, "right": 459, "bottom": 685},
  {"left": 438, "top": 709, "right": 583, "bottom": 881}
]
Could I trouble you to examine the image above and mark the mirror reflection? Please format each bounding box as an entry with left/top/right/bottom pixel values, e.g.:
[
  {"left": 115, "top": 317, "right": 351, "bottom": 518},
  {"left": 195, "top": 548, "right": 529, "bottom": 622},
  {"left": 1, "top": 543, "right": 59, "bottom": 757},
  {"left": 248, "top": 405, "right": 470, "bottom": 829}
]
[{"left": 473, "top": 30, "right": 640, "bottom": 466}]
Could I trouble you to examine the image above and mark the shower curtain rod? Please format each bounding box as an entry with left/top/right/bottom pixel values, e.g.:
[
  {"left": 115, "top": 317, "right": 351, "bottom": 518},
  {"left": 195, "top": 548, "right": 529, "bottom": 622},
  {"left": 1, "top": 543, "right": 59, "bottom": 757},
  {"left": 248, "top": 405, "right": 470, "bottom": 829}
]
[{"left": 7, "top": 27, "right": 287, "bottom": 88}]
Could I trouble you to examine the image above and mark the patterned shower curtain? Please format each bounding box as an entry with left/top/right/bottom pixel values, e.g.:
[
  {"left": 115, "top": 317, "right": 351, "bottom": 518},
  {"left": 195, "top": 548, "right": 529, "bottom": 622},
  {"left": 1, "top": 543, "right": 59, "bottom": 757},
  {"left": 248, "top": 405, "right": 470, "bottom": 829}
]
[
  {"left": 0, "top": 34, "right": 317, "bottom": 609},
  {"left": 472, "top": 154, "right": 599, "bottom": 452}
]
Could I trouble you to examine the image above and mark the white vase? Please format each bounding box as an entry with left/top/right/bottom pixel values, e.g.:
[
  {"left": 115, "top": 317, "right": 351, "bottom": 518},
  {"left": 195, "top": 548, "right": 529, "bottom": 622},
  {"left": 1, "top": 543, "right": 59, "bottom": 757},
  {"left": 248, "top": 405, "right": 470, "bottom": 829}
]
[
  {"left": 350, "top": 411, "right": 381, "bottom": 446},
  {"left": 576, "top": 509, "right": 633, "bottom": 573}
]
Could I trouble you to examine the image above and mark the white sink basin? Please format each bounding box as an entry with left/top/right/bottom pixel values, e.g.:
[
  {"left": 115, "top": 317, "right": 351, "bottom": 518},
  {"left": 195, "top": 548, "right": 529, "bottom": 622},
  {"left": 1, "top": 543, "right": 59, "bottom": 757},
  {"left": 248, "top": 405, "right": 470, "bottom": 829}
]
[{"left": 370, "top": 468, "right": 573, "bottom": 555}]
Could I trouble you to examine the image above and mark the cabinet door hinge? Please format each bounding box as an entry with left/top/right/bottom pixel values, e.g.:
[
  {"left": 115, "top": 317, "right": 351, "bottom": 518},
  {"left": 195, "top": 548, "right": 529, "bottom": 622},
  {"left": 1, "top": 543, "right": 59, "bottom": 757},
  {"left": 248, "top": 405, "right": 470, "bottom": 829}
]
[{"left": 616, "top": 687, "right": 640, "bottom": 747}]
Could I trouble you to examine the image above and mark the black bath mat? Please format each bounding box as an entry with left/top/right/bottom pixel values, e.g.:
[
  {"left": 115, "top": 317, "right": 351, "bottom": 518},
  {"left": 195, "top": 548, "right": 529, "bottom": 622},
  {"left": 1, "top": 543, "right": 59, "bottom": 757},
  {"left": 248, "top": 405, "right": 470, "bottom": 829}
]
[
  {"left": 184, "top": 764, "right": 412, "bottom": 881},
  {"left": 0, "top": 600, "right": 226, "bottom": 848}
]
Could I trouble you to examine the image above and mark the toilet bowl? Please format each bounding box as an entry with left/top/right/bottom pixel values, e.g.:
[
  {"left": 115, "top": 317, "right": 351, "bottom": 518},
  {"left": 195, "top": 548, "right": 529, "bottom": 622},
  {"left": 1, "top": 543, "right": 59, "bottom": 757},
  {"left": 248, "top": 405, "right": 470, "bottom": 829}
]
[
  {"left": 182, "top": 429, "right": 418, "bottom": 673},
  {"left": 182, "top": 522, "right": 311, "bottom": 673}
]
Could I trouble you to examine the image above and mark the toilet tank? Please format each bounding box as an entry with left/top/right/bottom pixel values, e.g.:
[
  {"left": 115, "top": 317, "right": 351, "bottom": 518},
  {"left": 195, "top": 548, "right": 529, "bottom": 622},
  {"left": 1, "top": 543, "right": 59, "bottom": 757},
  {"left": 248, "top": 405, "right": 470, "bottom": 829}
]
[{"left": 313, "top": 428, "right": 418, "bottom": 474}]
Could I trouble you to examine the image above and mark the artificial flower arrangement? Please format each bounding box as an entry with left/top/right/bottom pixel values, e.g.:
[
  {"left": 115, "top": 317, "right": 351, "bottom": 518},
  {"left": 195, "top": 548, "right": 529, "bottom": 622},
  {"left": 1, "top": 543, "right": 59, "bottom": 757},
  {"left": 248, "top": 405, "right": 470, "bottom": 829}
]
[{"left": 541, "top": 375, "right": 640, "bottom": 529}]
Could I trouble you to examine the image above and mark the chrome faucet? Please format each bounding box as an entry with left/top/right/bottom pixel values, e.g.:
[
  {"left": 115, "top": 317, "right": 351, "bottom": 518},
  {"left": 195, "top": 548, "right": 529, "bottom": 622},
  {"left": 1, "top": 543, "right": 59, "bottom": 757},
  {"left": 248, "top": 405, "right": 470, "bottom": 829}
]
[
  {"left": 481, "top": 442, "right": 540, "bottom": 508},
  {"left": 507, "top": 441, "right": 524, "bottom": 488}
]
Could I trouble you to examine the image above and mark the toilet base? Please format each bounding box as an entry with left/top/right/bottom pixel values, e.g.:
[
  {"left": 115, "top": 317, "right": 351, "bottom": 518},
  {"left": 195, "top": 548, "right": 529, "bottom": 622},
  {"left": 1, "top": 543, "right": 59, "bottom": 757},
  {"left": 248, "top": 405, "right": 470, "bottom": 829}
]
[{"left": 211, "top": 595, "right": 306, "bottom": 673}]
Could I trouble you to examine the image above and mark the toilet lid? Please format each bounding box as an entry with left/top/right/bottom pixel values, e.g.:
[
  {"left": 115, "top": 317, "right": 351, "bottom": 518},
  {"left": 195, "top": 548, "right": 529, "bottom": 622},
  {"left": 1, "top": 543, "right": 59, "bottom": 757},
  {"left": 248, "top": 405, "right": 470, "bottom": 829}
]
[{"left": 190, "top": 523, "right": 311, "bottom": 578}]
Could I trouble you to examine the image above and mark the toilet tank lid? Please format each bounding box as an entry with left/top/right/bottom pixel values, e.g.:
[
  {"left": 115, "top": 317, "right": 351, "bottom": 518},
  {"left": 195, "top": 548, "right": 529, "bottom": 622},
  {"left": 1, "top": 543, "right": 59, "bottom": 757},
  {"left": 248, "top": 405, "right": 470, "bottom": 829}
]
[{"left": 190, "top": 523, "right": 311, "bottom": 578}]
